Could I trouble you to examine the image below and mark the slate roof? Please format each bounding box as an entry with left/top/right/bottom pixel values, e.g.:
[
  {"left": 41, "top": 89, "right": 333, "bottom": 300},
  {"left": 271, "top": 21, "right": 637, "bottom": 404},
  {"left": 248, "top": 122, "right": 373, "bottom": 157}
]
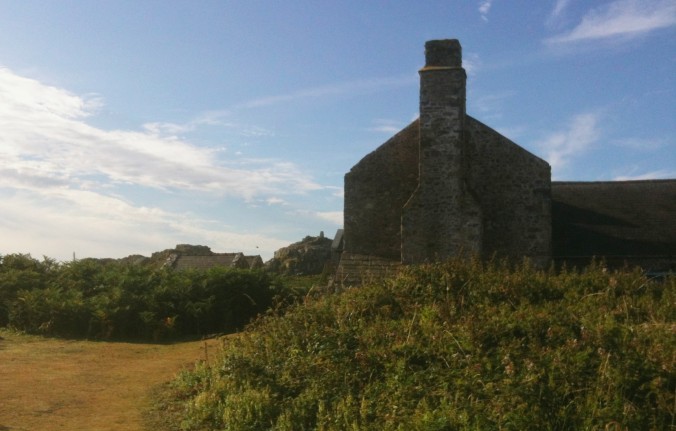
[
  {"left": 551, "top": 180, "right": 676, "bottom": 268},
  {"left": 244, "top": 255, "right": 264, "bottom": 269}
]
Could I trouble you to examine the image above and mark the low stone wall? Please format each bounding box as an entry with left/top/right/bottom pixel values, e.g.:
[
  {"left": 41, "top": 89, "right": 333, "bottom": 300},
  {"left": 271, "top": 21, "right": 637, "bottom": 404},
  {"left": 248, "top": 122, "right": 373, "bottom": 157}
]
[{"left": 335, "top": 252, "right": 402, "bottom": 286}]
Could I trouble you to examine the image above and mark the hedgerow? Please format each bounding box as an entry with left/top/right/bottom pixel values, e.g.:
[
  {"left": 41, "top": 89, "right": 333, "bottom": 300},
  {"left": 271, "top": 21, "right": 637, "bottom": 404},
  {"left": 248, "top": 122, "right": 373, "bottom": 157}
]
[
  {"left": 164, "top": 259, "right": 674, "bottom": 430},
  {"left": 0, "top": 253, "right": 292, "bottom": 340}
]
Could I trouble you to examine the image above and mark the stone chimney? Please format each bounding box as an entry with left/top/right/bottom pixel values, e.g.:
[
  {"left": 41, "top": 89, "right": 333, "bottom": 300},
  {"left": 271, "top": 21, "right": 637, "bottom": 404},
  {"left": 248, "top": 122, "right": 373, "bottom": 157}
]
[{"left": 401, "top": 39, "right": 482, "bottom": 264}]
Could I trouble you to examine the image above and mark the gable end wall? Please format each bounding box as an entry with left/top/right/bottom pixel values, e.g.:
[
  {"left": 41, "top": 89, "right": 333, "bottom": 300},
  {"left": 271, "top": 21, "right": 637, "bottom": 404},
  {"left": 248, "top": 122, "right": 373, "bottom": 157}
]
[
  {"left": 465, "top": 116, "right": 551, "bottom": 264},
  {"left": 343, "top": 121, "right": 419, "bottom": 259}
]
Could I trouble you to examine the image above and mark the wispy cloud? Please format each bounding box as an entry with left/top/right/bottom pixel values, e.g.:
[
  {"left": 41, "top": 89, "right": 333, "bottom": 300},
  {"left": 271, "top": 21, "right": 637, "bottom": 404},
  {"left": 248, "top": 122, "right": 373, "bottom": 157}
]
[
  {"left": 461, "top": 52, "right": 480, "bottom": 76},
  {"left": 367, "top": 119, "right": 405, "bottom": 134},
  {"left": 546, "top": 0, "right": 676, "bottom": 44},
  {"left": 266, "top": 196, "right": 287, "bottom": 206},
  {"left": 613, "top": 169, "right": 676, "bottom": 180},
  {"left": 236, "top": 75, "right": 416, "bottom": 110},
  {"left": 535, "top": 112, "right": 601, "bottom": 177},
  {"left": 143, "top": 111, "right": 274, "bottom": 139},
  {"left": 479, "top": 0, "right": 493, "bottom": 22},
  {"left": 551, "top": 0, "right": 572, "bottom": 19},
  {"left": 546, "top": 0, "right": 573, "bottom": 28}
]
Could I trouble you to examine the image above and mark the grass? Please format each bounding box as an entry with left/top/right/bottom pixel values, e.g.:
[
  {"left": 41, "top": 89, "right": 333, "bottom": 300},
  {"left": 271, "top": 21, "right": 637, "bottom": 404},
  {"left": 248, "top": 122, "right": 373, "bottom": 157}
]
[
  {"left": 0, "top": 327, "right": 222, "bottom": 431},
  {"left": 161, "top": 259, "right": 675, "bottom": 430}
]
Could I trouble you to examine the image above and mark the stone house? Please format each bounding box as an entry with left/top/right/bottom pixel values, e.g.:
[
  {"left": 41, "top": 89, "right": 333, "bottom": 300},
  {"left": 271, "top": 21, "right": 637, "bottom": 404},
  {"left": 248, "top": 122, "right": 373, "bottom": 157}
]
[{"left": 336, "top": 39, "right": 675, "bottom": 283}]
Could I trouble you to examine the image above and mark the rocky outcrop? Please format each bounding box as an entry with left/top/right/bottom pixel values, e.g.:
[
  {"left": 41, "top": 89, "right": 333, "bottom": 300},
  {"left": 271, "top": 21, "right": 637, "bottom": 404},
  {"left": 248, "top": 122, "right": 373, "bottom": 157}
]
[
  {"left": 265, "top": 232, "right": 333, "bottom": 275},
  {"left": 117, "top": 254, "right": 150, "bottom": 265}
]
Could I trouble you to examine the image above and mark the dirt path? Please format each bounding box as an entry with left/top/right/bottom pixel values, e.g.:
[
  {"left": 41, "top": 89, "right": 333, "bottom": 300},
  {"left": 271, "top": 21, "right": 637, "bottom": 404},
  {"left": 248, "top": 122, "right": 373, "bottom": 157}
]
[{"left": 0, "top": 329, "right": 222, "bottom": 431}]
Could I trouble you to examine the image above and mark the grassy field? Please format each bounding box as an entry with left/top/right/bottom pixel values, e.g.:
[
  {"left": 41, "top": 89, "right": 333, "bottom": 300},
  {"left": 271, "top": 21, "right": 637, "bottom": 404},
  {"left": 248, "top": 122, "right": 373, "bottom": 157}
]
[{"left": 0, "top": 328, "right": 221, "bottom": 431}]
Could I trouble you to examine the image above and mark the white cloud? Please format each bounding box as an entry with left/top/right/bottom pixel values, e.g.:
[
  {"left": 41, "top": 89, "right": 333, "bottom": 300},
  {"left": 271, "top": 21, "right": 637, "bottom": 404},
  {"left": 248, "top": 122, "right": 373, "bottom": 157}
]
[
  {"left": 0, "top": 66, "right": 328, "bottom": 261},
  {"left": 613, "top": 169, "right": 676, "bottom": 180},
  {"left": 479, "top": 0, "right": 493, "bottom": 22},
  {"left": 0, "top": 67, "right": 319, "bottom": 199},
  {"left": 546, "top": 0, "right": 676, "bottom": 44},
  {"left": 536, "top": 112, "right": 601, "bottom": 176},
  {"left": 546, "top": 0, "right": 573, "bottom": 28},
  {"left": 551, "top": 0, "right": 572, "bottom": 19}
]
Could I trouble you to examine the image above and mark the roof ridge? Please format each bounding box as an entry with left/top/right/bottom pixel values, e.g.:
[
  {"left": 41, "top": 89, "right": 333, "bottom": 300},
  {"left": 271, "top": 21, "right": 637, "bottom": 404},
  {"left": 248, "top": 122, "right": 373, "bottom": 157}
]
[{"left": 553, "top": 179, "right": 676, "bottom": 185}]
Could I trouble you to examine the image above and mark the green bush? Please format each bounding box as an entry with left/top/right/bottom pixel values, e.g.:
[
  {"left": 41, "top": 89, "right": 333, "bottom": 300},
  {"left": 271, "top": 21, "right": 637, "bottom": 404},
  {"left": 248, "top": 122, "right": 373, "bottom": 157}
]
[
  {"left": 1, "top": 254, "right": 293, "bottom": 340},
  {"left": 0, "top": 254, "right": 57, "bottom": 325},
  {"left": 166, "top": 259, "right": 674, "bottom": 430}
]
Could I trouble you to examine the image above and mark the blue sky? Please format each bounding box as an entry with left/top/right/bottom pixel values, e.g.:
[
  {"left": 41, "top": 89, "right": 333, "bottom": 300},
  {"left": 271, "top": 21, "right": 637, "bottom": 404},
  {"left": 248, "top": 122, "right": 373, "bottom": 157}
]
[{"left": 1, "top": 0, "right": 674, "bottom": 262}]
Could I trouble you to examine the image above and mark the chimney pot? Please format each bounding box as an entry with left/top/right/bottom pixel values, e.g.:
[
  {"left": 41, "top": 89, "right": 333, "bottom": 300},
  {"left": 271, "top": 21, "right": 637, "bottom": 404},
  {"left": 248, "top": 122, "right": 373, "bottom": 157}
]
[{"left": 424, "top": 39, "right": 462, "bottom": 68}]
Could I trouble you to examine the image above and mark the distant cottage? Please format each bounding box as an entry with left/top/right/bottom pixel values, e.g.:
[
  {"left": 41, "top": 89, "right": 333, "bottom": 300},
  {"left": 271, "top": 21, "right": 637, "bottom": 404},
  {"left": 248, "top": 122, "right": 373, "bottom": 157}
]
[
  {"left": 336, "top": 39, "right": 676, "bottom": 283},
  {"left": 173, "top": 253, "right": 263, "bottom": 271},
  {"left": 162, "top": 245, "right": 264, "bottom": 271}
]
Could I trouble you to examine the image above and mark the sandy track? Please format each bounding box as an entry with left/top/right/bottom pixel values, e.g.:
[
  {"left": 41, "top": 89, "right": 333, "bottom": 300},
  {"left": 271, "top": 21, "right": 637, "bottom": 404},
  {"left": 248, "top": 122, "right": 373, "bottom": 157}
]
[{"left": 0, "top": 330, "right": 221, "bottom": 431}]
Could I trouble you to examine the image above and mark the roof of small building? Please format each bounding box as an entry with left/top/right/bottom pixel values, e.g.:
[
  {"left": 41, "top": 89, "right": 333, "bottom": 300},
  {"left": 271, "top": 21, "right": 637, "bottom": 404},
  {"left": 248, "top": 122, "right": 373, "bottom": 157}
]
[
  {"left": 244, "top": 255, "right": 264, "bottom": 267},
  {"left": 552, "top": 180, "right": 676, "bottom": 259}
]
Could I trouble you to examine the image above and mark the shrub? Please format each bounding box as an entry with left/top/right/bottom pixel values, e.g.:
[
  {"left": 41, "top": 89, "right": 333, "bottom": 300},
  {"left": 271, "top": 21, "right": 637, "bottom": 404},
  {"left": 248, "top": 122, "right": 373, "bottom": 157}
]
[
  {"left": 0, "top": 254, "right": 58, "bottom": 325},
  {"left": 1, "top": 256, "right": 293, "bottom": 341}
]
